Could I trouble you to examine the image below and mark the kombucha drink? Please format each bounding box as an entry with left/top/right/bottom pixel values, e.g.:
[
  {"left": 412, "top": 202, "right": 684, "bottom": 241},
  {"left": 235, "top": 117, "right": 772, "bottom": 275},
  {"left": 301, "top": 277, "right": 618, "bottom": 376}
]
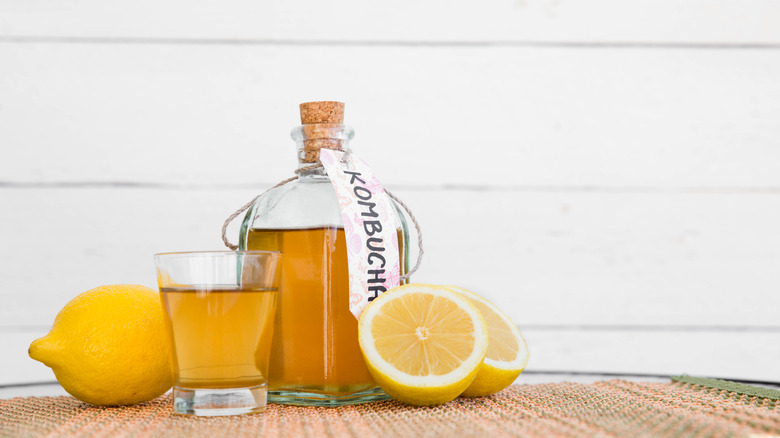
[
  {"left": 161, "top": 287, "right": 277, "bottom": 389},
  {"left": 246, "top": 227, "right": 405, "bottom": 395}
]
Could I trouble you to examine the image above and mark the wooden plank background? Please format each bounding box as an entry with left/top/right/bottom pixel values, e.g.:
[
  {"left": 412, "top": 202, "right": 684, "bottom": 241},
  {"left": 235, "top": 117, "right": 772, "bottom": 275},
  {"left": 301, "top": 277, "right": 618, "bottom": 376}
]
[
  {"left": 2, "top": 0, "right": 780, "bottom": 44},
  {"left": 1, "top": 0, "right": 779, "bottom": 386}
]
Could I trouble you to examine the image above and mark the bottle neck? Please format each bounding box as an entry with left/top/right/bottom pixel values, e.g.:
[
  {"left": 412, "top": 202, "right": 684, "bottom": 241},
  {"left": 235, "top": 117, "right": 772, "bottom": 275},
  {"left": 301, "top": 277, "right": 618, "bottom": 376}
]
[
  {"left": 296, "top": 162, "right": 329, "bottom": 179},
  {"left": 291, "top": 123, "right": 355, "bottom": 178}
]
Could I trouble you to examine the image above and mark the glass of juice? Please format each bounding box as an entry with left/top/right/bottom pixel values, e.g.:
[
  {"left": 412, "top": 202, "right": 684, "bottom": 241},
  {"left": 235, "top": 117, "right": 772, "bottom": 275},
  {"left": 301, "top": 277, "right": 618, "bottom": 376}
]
[{"left": 154, "top": 251, "right": 281, "bottom": 416}]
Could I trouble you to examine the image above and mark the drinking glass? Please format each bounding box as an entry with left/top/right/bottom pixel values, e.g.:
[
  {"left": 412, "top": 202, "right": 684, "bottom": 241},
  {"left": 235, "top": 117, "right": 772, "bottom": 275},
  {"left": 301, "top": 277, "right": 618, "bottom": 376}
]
[{"left": 154, "top": 251, "right": 281, "bottom": 416}]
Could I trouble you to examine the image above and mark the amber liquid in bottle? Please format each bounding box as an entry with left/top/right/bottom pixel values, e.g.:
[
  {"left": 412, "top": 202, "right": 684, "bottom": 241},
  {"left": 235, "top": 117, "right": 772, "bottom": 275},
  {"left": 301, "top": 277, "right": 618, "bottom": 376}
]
[{"left": 246, "top": 226, "right": 405, "bottom": 394}]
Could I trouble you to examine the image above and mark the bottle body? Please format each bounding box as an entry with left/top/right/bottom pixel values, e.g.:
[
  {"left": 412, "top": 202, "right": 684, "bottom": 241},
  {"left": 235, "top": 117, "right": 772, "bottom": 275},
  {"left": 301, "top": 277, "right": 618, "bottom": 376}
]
[
  {"left": 240, "top": 165, "right": 409, "bottom": 405},
  {"left": 245, "top": 225, "right": 368, "bottom": 394}
]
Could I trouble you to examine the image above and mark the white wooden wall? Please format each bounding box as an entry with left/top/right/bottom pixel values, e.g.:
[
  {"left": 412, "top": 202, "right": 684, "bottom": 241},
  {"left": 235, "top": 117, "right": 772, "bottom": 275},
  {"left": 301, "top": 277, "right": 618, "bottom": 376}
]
[{"left": 1, "top": 0, "right": 779, "bottom": 386}]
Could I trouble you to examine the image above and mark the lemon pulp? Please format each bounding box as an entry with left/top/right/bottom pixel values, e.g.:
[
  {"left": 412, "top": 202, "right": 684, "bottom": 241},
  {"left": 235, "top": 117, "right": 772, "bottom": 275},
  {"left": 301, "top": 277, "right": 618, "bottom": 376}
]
[
  {"left": 445, "top": 286, "right": 529, "bottom": 397},
  {"left": 358, "top": 284, "right": 488, "bottom": 406}
]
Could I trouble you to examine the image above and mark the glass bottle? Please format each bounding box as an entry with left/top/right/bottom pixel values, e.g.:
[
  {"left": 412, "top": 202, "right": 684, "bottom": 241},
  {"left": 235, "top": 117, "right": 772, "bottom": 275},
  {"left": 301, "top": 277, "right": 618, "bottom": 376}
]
[{"left": 238, "top": 102, "right": 410, "bottom": 406}]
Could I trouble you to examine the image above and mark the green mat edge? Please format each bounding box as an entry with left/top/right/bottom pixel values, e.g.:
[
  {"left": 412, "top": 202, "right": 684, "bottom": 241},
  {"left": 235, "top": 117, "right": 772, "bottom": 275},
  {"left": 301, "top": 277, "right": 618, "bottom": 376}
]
[{"left": 671, "top": 375, "right": 780, "bottom": 400}]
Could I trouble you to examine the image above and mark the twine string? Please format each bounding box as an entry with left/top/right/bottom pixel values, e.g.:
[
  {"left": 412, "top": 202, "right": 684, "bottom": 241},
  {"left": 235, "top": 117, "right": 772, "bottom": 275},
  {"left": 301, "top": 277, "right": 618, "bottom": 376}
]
[
  {"left": 384, "top": 190, "right": 423, "bottom": 281},
  {"left": 220, "top": 175, "right": 297, "bottom": 251},
  {"left": 221, "top": 162, "right": 423, "bottom": 280}
]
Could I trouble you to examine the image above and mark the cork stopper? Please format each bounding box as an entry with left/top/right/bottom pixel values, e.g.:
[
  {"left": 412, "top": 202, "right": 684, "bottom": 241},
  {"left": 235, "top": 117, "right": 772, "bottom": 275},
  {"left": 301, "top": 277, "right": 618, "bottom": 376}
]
[
  {"left": 300, "top": 101, "right": 344, "bottom": 124},
  {"left": 299, "top": 101, "right": 346, "bottom": 163}
]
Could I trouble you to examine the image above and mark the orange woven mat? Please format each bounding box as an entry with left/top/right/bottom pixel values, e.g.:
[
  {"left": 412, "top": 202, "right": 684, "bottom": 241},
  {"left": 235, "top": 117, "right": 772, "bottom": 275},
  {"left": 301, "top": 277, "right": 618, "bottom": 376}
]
[{"left": 1, "top": 380, "right": 778, "bottom": 437}]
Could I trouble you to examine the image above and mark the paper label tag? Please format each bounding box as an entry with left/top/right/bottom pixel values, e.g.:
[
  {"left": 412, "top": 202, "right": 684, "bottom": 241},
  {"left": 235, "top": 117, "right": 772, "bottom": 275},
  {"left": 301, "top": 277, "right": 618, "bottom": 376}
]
[{"left": 319, "top": 149, "right": 401, "bottom": 319}]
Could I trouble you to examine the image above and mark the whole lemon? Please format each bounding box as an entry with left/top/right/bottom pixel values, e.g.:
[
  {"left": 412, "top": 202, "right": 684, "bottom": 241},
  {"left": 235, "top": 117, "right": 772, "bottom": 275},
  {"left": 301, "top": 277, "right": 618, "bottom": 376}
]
[{"left": 29, "top": 284, "right": 173, "bottom": 406}]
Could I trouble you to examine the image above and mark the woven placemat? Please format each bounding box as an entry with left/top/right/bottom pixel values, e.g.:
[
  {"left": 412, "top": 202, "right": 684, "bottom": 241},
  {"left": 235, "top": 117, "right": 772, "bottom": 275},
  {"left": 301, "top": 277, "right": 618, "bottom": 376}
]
[{"left": 1, "top": 380, "right": 778, "bottom": 438}]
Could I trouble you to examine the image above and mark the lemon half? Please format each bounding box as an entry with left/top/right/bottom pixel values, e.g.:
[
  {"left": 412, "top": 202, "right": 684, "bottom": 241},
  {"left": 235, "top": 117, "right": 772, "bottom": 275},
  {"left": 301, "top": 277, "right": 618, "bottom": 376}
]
[
  {"left": 358, "top": 284, "right": 488, "bottom": 406},
  {"left": 445, "top": 286, "right": 529, "bottom": 397}
]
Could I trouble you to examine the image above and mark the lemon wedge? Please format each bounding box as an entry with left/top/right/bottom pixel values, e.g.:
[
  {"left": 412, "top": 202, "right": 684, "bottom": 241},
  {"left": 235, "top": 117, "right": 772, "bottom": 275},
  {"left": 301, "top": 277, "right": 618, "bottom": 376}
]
[
  {"left": 445, "top": 285, "right": 529, "bottom": 397},
  {"left": 358, "top": 284, "right": 488, "bottom": 406}
]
